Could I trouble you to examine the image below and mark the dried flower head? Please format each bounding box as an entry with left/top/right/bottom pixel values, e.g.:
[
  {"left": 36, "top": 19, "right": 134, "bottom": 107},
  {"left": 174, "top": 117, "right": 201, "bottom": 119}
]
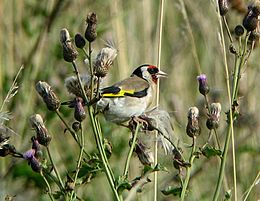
[
  {"left": 142, "top": 108, "right": 176, "bottom": 155},
  {"left": 36, "top": 81, "right": 60, "bottom": 111},
  {"left": 0, "top": 144, "right": 17, "bottom": 157},
  {"left": 85, "top": 12, "right": 97, "bottom": 42},
  {"left": 94, "top": 46, "right": 118, "bottom": 77},
  {"left": 218, "top": 0, "right": 229, "bottom": 16},
  {"left": 65, "top": 74, "right": 93, "bottom": 98},
  {"left": 30, "top": 114, "right": 52, "bottom": 146},
  {"left": 243, "top": 6, "right": 260, "bottom": 31},
  {"left": 197, "top": 74, "right": 210, "bottom": 96},
  {"left": 206, "top": 103, "right": 222, "bottom": 130},
  {"left": 75, "top": 33, "right": 86, "bottom": 49},
  {"left": 60, "top": 28, "right": 78, "bottom": 62},
  {"left": 134, "top": 139, "right": 154, "bottom": 166},
  {"left": 186, "top": 107, "right": 200, "bottom": 138}
]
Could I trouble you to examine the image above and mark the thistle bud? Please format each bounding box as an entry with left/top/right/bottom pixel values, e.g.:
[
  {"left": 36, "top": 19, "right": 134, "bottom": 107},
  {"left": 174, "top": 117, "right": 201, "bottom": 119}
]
[
  {"left": 104, "top": 138, "right": 113, "bottom": 159},
  {"left": 197, "top": 74, "right": 210, "bottom": 96},
  {"left": 243, "top": 6, "right": 260, "bottom": 32},
  {"left": 234, "top": 25, "right": 244, "bottom": 37},
  {"left": 73, "top": 97, "right": 86, "bottom": 122},
  {"left": 206, "top": 103, "right": 222, "bottom": 130},
  {"left": 30, "top": 114, "right": 52, "bottom": 146},
  {"left": 60, "top": 28, "right": 78, "bottom": 62},
  {"left": 72, "top": 121, "right": 81, "bottom": 132},
  {"left": 218, "top": 0, "right": 229, "bottom": 16},
  {"left": 65, "top": 75, "right": 93, "bottom": 98},
  {"left": 75, "top": 33, "right": 86, "bottom": 49},
  {"left": 85, "top": 12, "right": 97, "bottom": 42},
  {"left": 186, "top": 107, "right": 200, "bottom": 138},
  {"left": 36, "top": 81, "right": 60, "bottom": 111},
  {"left": 31, "top": 137, "right": 42, "bottom": 158},
  {"left": 134, "top": 139, "right": 154, "bottom": 166},
  {"left": 29, "top": 156, "right": 42, "bottom": 173},
  {"left": 248, "top": 31, "right": 260, "bottom": 43},
  {"left": 94, "top": 46, "right": 117, "bottom": 77}
]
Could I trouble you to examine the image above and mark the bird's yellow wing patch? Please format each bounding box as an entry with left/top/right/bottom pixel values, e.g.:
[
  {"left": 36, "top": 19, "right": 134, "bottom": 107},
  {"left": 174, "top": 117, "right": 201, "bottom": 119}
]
[{"left": 102, "top": 89, "right": 135, "bottom": 97}]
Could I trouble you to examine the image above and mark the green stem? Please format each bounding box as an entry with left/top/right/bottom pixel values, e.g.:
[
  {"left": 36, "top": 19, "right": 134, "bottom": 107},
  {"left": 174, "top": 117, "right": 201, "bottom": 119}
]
[
  {"left": 222, "top": 16, "right": 233, "bottom": 43},
  {"left": 213, "top": 4, "right": 251, "bottom": 201},
  {"left": 88, "top": 42, "right": 95, "bottom": 100},
  {"left": 46, "top": 146, "right": 64, "bottom": 190},
  {"left": 181, "top": 137, "right": 196, "bottom": 200},
  {"left": 95, "top": 116, "right": 115, "bottom": 180},
  {"left": 88, "top": 106, "right": 120, "bottom": 201},
  {"left": 55, "top": 110, "right": 91, "bottom": 159},
  {"left": 243, "top": 171, "right": 260, "bottom": 201},
  {"left": 41, "top": 171, "right": 55, "bottom": 201},
  {"left": 55, "top": 110, "right": 78, "bottom": 142},
  {"left": 70, "top": 124, "right": 85, "bottom": 200},
  {"left": 123, "top": 122, "right": 140, "bottom": 177}
]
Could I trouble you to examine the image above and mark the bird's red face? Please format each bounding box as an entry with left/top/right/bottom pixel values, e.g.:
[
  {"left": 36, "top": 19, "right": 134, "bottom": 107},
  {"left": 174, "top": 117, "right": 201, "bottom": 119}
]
[
  {"left": 132, "top": 64, "right": 167, "bottom": 84},
  {"left": 147, "top": 65, "right": 167, "bottom": 84}
]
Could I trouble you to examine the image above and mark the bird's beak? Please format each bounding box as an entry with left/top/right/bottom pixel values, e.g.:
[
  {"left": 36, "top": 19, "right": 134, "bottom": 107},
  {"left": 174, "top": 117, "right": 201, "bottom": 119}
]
[{"left": 156, "top": 70, "right": 167, "bottom": 78}]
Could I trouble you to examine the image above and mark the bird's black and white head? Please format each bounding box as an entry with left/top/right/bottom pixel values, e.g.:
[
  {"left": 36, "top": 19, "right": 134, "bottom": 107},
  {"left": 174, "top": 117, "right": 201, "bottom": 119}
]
[{"left": 131, "top": 64, "right": 167, "bottom": 84}]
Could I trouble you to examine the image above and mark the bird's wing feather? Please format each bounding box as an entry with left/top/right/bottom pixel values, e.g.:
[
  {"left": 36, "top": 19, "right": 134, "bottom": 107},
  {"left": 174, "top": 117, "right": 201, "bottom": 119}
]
[{"left": 101, "top": 76, "right": 149, "bottom": 98}]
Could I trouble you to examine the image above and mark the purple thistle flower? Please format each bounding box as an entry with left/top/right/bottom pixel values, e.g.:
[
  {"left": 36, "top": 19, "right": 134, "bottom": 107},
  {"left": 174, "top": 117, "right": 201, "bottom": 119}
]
[
  {"left": 23, "top": 149, "right": 36, "bottom": 160},
  {"left": 197, "top": 74, "right": 210, "bottom": 96}
]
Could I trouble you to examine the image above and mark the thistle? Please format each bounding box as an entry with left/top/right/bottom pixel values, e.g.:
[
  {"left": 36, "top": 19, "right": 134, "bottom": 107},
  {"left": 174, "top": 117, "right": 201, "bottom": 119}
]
[
  {"left": 186, "top": 107, "right": 200, "bottom": 138},
  {"left": 206, "top": 103, "right": 222, "bottom": 130},
  {"left": 94, "top": 46, "right": 118, "bottom": 77},
  {"left": 85, "top": 12, "right": 97, "bottom": 42},
  {"left": 35, "top": 81, "right": 60, "bottom": 111},
  {"left": 60, "top": 28, "right": 78, "bottom": 62},
  {"left": 30, "top": 114, "right": 52, "bottom": 146},
  {"left": 197, "top": 74, "right": 210, "bottom": 96}
]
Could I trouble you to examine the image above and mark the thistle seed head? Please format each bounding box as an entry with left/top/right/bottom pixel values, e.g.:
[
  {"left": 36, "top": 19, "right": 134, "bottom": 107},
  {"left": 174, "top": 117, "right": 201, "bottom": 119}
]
[
  {"left": 36, "top": 81, "right": 60, "bottom": 111},
  {"left": 94, "top": 46, "right": 117, "bottom": 77},
  {"left": 65, "top": 74, "right": 93, "bottom": 98},
  {"left": 206, "top": 102, "right": 222, "bottom": 130},
  {"left": 134, "top": 139, "right": 154, "bottom": 166}
]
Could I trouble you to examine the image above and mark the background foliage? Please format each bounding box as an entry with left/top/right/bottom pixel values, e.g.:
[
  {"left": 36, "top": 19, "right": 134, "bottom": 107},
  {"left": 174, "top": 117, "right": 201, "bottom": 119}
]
[{"left": 0, "top": 0, "right": 259, "bottom": 200}]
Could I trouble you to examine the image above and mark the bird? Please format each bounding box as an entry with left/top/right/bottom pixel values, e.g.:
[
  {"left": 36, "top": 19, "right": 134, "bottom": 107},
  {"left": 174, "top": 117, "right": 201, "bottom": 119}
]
[{"left": 96, "top": 64, "right": 167, "bottom": 124}]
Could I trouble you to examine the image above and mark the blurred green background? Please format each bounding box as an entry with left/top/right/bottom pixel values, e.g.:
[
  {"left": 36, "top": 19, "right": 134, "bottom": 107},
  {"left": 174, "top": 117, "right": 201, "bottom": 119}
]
[{"left": 0, "top": 0, "right": 259, "bottom": 200}]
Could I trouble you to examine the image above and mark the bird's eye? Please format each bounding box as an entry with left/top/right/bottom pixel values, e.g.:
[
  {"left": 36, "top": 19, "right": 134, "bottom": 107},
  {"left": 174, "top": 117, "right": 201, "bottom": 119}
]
[{"left": 147, "top": 66, "right": 158, "bottom": 74}]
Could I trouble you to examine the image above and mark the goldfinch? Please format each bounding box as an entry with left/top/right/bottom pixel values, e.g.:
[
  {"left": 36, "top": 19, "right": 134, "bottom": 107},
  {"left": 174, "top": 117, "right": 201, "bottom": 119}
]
[{"left": 97, "top": 64, "right": 167, "bottom": 124}]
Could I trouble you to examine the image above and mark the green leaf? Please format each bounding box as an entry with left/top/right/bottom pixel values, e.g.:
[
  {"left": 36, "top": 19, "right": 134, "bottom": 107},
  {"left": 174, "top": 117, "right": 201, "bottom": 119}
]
[
  {"left": 78, "top": 157, "right": 102, "bottom": 178},
  {"left": 201, "top": 145, "right": 222, "bottom": 158},
  {"left": 116, "top": 176, "right": 132, "bottom": 193},
  {"left": 52, "top": 191, "right": 63, "bottom": 199},
  {"left": 161, "top": 186, "right": 182, "bottom": 197}
]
